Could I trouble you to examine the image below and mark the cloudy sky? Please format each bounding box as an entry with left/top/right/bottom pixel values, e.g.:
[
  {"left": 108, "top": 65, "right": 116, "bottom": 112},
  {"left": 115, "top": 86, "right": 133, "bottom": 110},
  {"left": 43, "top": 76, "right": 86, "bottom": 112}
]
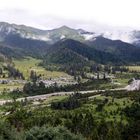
[{"left": 0, "top": 0, "right": 140, "bottom": 31}]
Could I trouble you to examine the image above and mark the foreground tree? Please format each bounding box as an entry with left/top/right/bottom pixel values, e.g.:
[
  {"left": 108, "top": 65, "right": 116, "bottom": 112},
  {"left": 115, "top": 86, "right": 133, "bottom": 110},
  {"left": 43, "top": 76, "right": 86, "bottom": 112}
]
[{"left": 25, "top": 126, "right": 85, "bottom": 140}]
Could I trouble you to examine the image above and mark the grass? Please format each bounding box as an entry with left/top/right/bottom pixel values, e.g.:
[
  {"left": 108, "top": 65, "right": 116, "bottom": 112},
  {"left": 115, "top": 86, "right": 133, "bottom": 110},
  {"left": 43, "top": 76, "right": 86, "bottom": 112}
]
[
  {"left": 114, "top": 78, "right": 129, "bottom": 87},
  {"left": 0, "top": 92, "right": 26, "bottom": 100},
  {"left": 127, "top": 66, "right": 140, "bottom": 72},
  {"left": 0, "top": 83, "right": 23, "bottom": 92},
  {"left": 13, "top": 57, "right": 70, "bottom": 79},
  {"left": 34, "top": 92, "right": 133, "bottom": 124},
  {"left": 85, "top": 95, "right": 133, "bottom": 123},
  {"left": 114, "top": 72, "right": 138, "bottom": 87},
  {"left": 43, "top": 95, "right": 67, "bottom": 104},
  {"left": 0, "top": 57, "right": 71, "bottom": 92},
  {"left": 24, "top": 95, "right": 68, "bottom": 110}
]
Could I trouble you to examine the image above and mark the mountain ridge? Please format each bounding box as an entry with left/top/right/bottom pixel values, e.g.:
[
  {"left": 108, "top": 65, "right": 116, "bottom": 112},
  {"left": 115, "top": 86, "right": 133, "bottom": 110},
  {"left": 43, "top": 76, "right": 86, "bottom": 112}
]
[{"left": 1, "top": 21, "right": 140, "bottom": 46}]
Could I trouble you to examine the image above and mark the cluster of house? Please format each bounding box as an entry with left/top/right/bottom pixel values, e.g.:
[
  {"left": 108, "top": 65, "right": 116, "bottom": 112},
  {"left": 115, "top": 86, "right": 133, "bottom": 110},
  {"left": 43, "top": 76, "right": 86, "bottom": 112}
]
[
  {"left": 0, "top": 79, "right": 9, "bottom": 84},
  {"left": 0, "top": 79, "right": 26, "bottom": 84},
  {"left": 40, "top": 77, "right": 77, "bottom": 87}
]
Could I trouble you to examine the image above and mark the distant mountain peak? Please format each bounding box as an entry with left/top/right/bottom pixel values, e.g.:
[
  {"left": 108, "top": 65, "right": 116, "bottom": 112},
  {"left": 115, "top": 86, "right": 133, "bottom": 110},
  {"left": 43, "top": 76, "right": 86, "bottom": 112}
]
[
  {"left": 59, "top": 25, "right": 71, "bottom": 29},
  {"left": 52, "top": 25, "right": 76, "bottom": 32}
]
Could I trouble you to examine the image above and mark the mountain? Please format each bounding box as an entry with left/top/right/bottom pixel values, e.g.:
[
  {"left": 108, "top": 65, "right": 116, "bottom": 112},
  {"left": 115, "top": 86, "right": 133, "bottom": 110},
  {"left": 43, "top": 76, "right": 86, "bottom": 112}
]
[
  {"left": 1, "top": 21, "right": 140, "bottom": 68},
  {"left": 3, "top": 34, "right": 50, "bottom": 58},
  {"left": 0, "top": 43, "right": 26, "bottom": 62},
  {"left": 0, "top": 22, "right": 84, "bottom": 44},
  {"left": 0, "top": 22, "right": 49, "bottom": 41},
  {"left": 0, "top": 22, "right": 89, "bottom": 44},
  {"left": 86, "top": 36, "right": 140, "bottom": 63},
  {"left": 43, "top": 39, "right": 122, "bottom": 68},
  {"left": 46, "top": 26, "right": 85, "bottom": 43},
  {"left": 0, "top": 22, "right": 51, "bottom": 58},
  {"left": 1, "top": 22, "right": 140, "bottom": 46}
]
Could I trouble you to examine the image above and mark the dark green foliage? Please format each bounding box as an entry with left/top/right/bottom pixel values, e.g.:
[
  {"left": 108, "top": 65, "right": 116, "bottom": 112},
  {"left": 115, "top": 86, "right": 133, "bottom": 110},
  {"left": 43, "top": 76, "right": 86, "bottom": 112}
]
[
  {"left": 121, "top": 103, "right": 140, "bottom": 140},
  {"left": 51, "top": 97, "right": 81, "bottom": 110},
  {"left": 2, "top": 88, "right": 26, "bottom": 99},
  {"left": 43, "top": 39, "right": 121, "bottom": 73},
  {"left": 96, "top": 103, "right": 104, "bottom": 112},
  {"left": 0, "top": 44, "right": 25, "bottom": 59},
  {"left": 4, "top": 34, "right": 50, "bottom": 58},
  {"left": 51, "top": 93, "right": 86, "bottom": 110},
  {"left": 23, "top": 79, "right": 110, "bottom": 96},
  {"left": 25, "top": 126, "right": 84, "bottom": 140},
  {"left": 23, "top": 81, "right": 46, "bottom": 95},
  {"left": 0, "top": 121, "right": 84, "bottom": 140},
  {"left": 0, "top": 121, "right": 24, "bottom": 140},
  {"left": 103, "top": 90, "right": 140, "bottom": 102},
  {"left": 42, "top": 38, "right": 140, "bottom": 74},
  {"left": 122, "top": 120, "right": 140, "bottom": 140},
  {"left": 4, "top": 91, "right": 140, "bottom": 140},
  {"left": 29, "top": 70, "right": 40, "bottom": 82},
  {"left": 6, "top": 65, "right": 24, "bottom": 79},
  {"left": 122, "top": 103, "right": 140, "bottom": 120}
]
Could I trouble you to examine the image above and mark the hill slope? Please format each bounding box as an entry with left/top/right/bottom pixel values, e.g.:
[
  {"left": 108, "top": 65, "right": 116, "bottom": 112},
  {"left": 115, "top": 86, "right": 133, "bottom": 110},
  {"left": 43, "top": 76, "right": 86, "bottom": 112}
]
[
  {"left": 3, "top": 34, "right": 50, "bottom": 58},
  {"left": 86, "top": 36, "right": 140, "bottom": 63},
  {"left": 43, "top": 39, "right": 122, "bottom": 68}
]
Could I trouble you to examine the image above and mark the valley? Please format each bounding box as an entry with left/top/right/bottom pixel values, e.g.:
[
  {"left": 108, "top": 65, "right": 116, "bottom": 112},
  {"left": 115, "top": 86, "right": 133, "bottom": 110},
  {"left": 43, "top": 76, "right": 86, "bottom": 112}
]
[
  {"left": 0, "top": 57, "right": 74, "bottom": 92},
  {"left": 0, "top": 22, "right": 139, "bottom": 140}
]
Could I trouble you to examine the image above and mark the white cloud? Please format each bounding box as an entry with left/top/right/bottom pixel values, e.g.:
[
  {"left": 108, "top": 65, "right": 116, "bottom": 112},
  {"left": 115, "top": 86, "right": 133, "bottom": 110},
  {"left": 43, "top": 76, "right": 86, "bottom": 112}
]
[{"left": 0, "top": 0, "right": 140, "bottom": 31}]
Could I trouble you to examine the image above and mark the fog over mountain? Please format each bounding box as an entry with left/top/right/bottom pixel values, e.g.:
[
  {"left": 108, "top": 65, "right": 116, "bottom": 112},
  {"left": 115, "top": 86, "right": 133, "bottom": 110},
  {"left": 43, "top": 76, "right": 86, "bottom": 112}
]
[{"left": 1, "top": 21, "right": 140, "bottom": 46}]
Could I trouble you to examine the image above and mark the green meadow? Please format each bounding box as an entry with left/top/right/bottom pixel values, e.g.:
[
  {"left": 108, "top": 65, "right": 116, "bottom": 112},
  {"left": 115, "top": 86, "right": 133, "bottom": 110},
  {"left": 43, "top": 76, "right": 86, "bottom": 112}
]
[{"left": 13, "top": 57, "right": 70, "bottom": 79}]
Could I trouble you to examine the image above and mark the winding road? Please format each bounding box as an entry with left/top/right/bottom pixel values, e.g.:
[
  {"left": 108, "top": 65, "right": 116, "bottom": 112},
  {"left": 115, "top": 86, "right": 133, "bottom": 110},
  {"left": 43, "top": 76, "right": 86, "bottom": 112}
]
[{"left": 0, "top": 88, "right": 126, "bottom": 105}]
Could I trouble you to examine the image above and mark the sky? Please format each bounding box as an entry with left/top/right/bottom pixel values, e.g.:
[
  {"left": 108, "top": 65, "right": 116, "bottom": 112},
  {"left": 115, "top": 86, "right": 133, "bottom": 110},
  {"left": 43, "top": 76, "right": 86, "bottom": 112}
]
[{"left": 0, "top": 0, "right": 140, "bottom": 31}]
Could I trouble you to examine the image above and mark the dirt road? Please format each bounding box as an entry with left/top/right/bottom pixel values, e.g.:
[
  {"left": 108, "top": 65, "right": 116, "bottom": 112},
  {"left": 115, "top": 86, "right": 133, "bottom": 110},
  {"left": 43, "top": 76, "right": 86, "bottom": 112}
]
[{"left": 0, "top": 88, "right": 125, "bottom": 105}]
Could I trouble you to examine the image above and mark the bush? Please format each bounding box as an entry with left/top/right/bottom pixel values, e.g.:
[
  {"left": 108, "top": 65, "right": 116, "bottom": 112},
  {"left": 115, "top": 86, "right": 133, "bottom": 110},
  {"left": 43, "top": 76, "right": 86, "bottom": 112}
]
[
  {"left": 0, "top": 121, "right": 24, "bottom": 140},
  {"left": 25, "top": 126, "right": 85, "bottom": 140}
]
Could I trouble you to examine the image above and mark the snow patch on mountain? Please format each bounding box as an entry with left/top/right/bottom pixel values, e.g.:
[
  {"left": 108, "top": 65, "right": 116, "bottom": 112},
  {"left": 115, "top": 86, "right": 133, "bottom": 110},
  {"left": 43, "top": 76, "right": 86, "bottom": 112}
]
[
  {"left": 60, "top": 35, "right": 65, "bottom": 39},
  {"left": 0, "top": 25, "right": 16, "bottom": 35}
]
